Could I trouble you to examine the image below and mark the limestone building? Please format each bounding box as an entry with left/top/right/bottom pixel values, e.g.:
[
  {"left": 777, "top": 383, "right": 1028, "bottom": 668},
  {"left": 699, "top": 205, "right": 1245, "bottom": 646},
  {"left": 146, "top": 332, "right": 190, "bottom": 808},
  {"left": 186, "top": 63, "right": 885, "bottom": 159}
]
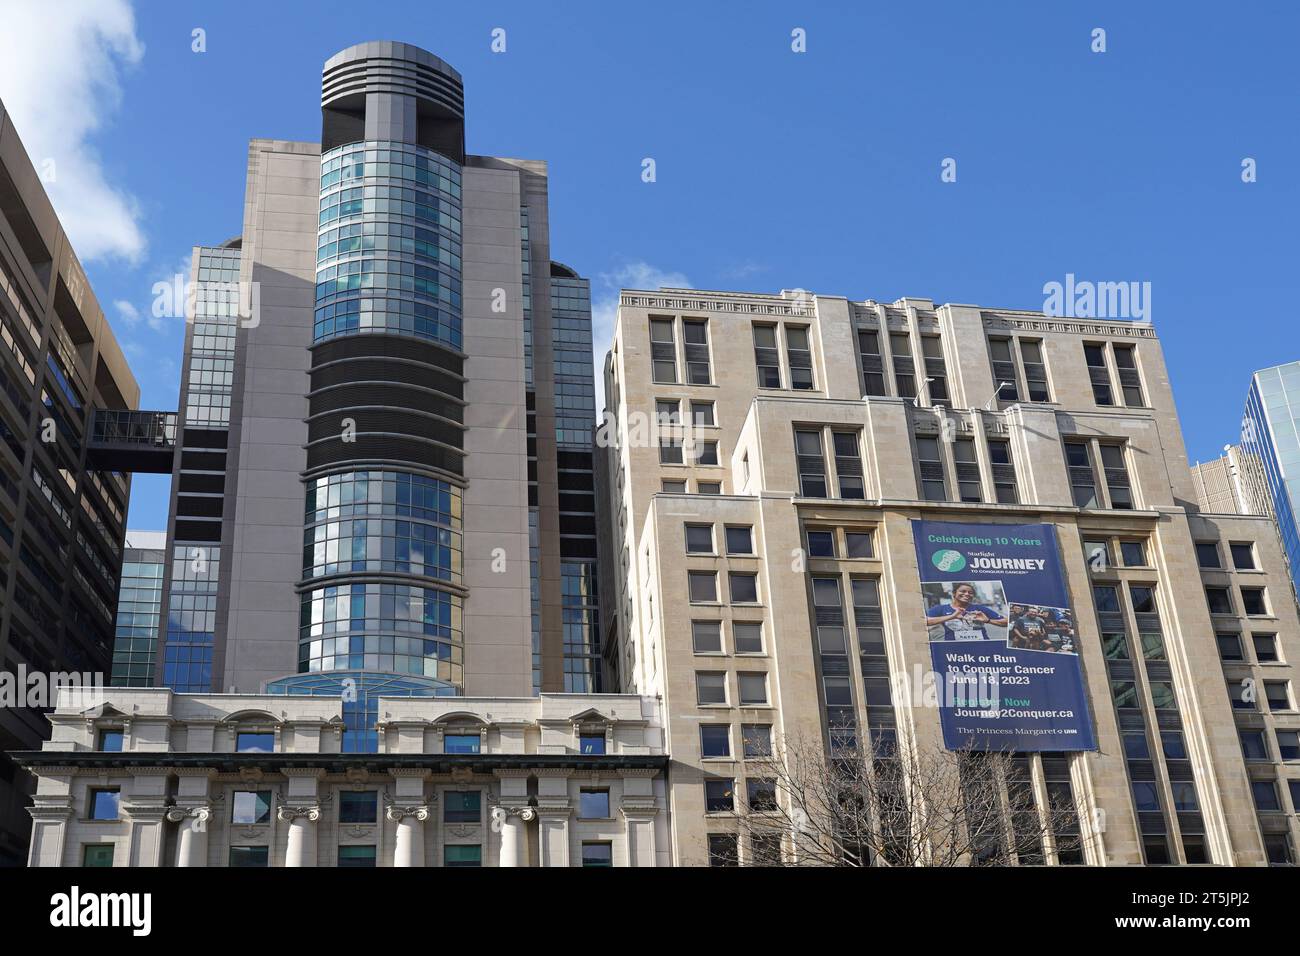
[{"left": 598, "top": 289, "right": 1300, "bottom": 866}]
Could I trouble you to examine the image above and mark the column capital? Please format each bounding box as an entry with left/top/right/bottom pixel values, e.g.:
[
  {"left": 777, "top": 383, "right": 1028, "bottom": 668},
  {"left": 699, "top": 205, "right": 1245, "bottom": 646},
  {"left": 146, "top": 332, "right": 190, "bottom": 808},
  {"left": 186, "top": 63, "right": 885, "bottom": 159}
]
[
  {"left": 490, "top": 805, "right": 536, "bottom": 827},
  {"left": 276, "top": 805, "right": 322, "bottom": 823},
  {"left": 165, "top": 806, "right": 212, "bottom": 824},
  {"left": 385, "top": 804, "right": 430, "bottom": 822}
]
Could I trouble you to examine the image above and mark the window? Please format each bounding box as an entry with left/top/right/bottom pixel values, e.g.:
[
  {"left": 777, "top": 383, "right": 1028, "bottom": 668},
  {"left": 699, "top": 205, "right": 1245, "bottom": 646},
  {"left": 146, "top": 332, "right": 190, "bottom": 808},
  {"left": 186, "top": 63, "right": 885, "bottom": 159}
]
[
  {"left": 1139, "top": 631, "right": 1166, "bottom": 660},
  {"left": 1084, "top": 539, "right": 1110, "bottom": 571},
  {"left": 1240, "top": 730, "right": 1268, "bottom": 761},
  {"left": 733, "top": 622, "right": 764, "bottom": 654},
  {"left": 1216, "top": 633, "right": 1243, "bottom": 661},
  {"left": 823, "top": 675, "right": 853, "bottom": 707},
  {"left": 82, "top": 844, "right": 114, "bottom": 867},
  {"left": 659, "top": 440, "right": 683, "bottom": 465},
  {"left": 806, "top": 529, "right": 835, "bottom": 557},
  {"left": 89, "top": 789, "right": 120, "bottom": 821},
  {"left": 1230, "top": 543, "right": 1256, "bottom": 570},
  {"left": 738, "top": 673, "right": 768, "bottom": 706},
  {"left": 685, "top": 523, "right": 714, "bottom": 554},
  {"left": 1241, "top": 587, "right": 1268, "bottom": 616},
  {"left": 988, "top": 337, "right": 1020, "bottom": 400},
  {"left": 697, "top": 672, "right": 728, "bottom": 705},
  {"left": 579, "top": 733, "right": 606, "bottom": 755},
  {"left": 845, "top": 531, "right": 873, "bottom": 558},
  {"left": 857, "top": 329, "right": 887, "bottom": 396},
  {"left": 655, "top": 398, "right": 681, "bottom": 423},
  {"left": 98, "top": 730, "right": 124, "bottom": 752},
  {"left": 746, "top": 778, "right": 779, "bottom": 812},
  {"left": 230, "top": 846, "right": 269, "bottom": 867},
  {"left": 920, "top": 335, "right": 948, "bottom": 403},
  {"left": 1195, "top": 543, "right": 1221, "bottom": 568},
  {"left": 787, "top": 326, "right": 814, "bottom": 390},
  {"left": 650, "top": 319, "right": 677, "bottom": 383},
  {"left": 1019, "top": 340, "right": 1050, "bottom": 402},
  {"left": 661, "top": 480, "right": 686, "bottom": 494},
  {"left": 726, "top": 526, "right": 753, "bottom": 555},
  {"left": 1252, "top": 781, "right": 1281, "bottom": 812},
  {"left": 688, "top": 571, "right": 718, "bottom": 603},
  {"left": 444, "top": 845, "right": 482, "bottom": 867},
  {"left": 1099, "top": 444, "right": 1133, "bottom": 509},
  {"left": 691, "top": 401, "right": 715, "bottom": 426},
  {"left": 683, "top": 319, "right": 711, "bottom": 384},
  {"left": 915, "top": 436, "right": 946, "bottom": 501},
  {"left": 988, "top": 439, "right": 1019, "bottom": 503},
  {"left": 1264, "top": 834, "right": 1294, "bottom": 865},
  {"left": 1276, "top": 730, "right": 1299, "bottom": 761},
  {"left": 697, "top": 481, "right": 721, "bottom": 495},
  {"left": 952, "top": 438, "right": 982, "bottom": 502},
  {"left": 694, "top": 441, "right": 720, "bottom": 466},
  {"left": 700, "top": 724, "right": 731, "bottom": 758},
  {"left": 693, "top": 620, "right": 723, "bottom": 654},
  {"left": 1093, "top": 585, "right": 1120, "bottom": 613},
  {"left": 1253, "top": 634, "right": 1279, "bottom": 662},
  {"left": 1102, "top": 632, "right": 1129, "bottom": 659},
  {"left": 890, "top": 332, "right": 915, "bottom": 398},
  {"left": 1123, "top": 732, "right": 1150, "bottom": 758},
  {"left": 236, "top": 732, "right": 274, "bottom": 753},
  {"left": 444, "top": 791, "right": 482, "bottom": 823},
  {"left": 1227, "top": 679, "right": 1255, "bottom": 710},
  {"left": 795, "top": 429, "right": 827, "bottom": 497},
  {"left": 742, "top": 724, "right": 772, "bottom": 758},
  {"left": 1131, "top": 781, "right": 1161, "bottom": 812},
  {"left": 339, "top": 791, "right": 377, "bottom": 824},
  {"left": 1111, "top": 680, "right": 1139, "bottom": 709},
  {"left": 582, "top": 842, "right": 613, "bottom": 867},
  {"left": 1084, "top": 344, "right": 1113, "bottom": 405},
  {"left": 753, "top": 325, "right": 781, "bottom": 388},
  {"left": 1161, "top": 731, "right": 1187, "bottom": 760},
  {"left": 1129, "top": 585, "right": 1156, "bottom": 614},
  {"left": 1205, "top": 587, "right": 1232, "bottom": 614},
  {"left": 1265, "top": 681, "right": 1292, "bottom": 712},
  {"left": 338, "top": 845, "right": 377, "bottom": 867},
  {"left": 833, "top": 431, "right": 865, "bottom": 498},
  {"left": 579, "top": 789, "right": 611, "bottom": 819},
  {"left": 444, "top": 733, "right": 481, "bottom": 754},
  {"left": 1064, "top": 440, "right": 1097, "bottom": 508},
  {"left": 1112, "top": 344, "right": 1144, "bottom": 406},
  {"left": 1149, "top": 681, "right": 1177, "bottom": 710},
  {"left": 1142, "top": 838, "right": 1171, "bottom": 866},
  {"left": 1291, "top": 780, "right": 1300, "bottom": 809},
  {"left": 751, "top": 835, "right": 783, "bottom": 866},
  {"left": 708, "top": 833, "right": 739, "bottom": 867},
  {"left": 705, "top": 778, "right": 735, "bottom": 812},
  {"left": 232, "top": 790, "right": 272, "bottom": 825},
  {"left": 729, "top": 572, "right": 759, "bottom": 604},
  {"left": 1119, "top": 541, "right": 1146, "bottom": 566}
]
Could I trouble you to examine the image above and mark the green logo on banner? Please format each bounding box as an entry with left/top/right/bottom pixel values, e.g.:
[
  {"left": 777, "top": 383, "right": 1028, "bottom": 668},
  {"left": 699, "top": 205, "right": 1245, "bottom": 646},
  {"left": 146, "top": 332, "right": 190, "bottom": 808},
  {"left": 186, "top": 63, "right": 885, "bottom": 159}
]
[{"left": 932, "top": 549, "right": 966, "bottom": 572}]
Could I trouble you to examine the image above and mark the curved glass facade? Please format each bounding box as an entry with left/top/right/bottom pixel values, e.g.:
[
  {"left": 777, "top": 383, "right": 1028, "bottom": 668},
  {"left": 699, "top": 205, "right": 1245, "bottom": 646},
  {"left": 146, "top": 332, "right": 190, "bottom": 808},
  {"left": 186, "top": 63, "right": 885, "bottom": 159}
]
[
  {"left": 298, "top": 582, "right": 463, "bottom": 683},
  {"left": 268, "top": 671, "right": 455, "bottom": 753},
  {"left": 315, "top": 142, "right": 462, "bottom": 349},
  {"left": 303, "top": 470, "right": 463, "bottom": 582}
]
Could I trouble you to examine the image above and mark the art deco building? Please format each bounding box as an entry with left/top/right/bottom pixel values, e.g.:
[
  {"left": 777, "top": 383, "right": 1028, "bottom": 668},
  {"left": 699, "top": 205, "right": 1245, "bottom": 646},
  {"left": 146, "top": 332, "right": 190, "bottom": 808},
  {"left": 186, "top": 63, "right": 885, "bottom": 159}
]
[
  {"left": 0, "top": 99, "right": 145, "bottom": 865},
  {"left": 599, "top": 288, "right": 1300, "bottom": 866}
]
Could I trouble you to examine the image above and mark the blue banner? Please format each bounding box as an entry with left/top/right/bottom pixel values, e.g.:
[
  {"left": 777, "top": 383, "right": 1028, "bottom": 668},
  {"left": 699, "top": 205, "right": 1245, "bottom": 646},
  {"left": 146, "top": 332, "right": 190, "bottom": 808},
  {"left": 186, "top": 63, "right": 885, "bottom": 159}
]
[{"left": 913, "top": 520, "right": 1097, "bottom": 752}]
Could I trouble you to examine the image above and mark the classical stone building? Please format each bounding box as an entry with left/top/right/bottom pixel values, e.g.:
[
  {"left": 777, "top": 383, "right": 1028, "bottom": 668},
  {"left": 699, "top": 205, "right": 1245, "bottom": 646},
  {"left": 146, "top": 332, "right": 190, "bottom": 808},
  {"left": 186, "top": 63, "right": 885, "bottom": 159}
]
[
  {"left": 598, "top": 288, "right": 1300, "bottom": 866},
  {"left": 18, "top": 688, "right": 667, "bottom": 867}
]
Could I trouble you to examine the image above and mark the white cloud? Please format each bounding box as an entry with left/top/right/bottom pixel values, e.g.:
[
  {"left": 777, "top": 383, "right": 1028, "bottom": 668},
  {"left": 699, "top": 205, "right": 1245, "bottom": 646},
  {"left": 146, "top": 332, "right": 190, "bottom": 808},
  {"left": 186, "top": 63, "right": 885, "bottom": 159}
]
[
  {"left": 0, "top": 0, "right": 145, "bottom": 263},
  {"left": 590, "top": 261, "right": 692, "bottom": 412},
  {"left": 114, "top": 298, "right": 140, "bottom": 325}
]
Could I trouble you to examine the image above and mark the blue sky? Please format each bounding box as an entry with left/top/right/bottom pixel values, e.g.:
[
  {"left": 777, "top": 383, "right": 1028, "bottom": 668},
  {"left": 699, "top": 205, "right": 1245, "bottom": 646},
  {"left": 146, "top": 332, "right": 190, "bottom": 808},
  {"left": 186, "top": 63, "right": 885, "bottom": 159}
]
[{"left": 1, "top": 0, "right": 1296, "bottom": 530}]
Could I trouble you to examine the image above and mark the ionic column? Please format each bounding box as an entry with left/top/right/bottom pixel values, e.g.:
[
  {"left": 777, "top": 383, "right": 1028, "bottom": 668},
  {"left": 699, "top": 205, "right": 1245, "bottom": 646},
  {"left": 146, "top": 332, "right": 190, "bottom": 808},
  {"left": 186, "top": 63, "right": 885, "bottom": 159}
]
[
  {"left": 386, "top": 805, "right": 430, "bottom": 867},
  {"left": 491, "top": 806, "right": 534, "bottom": 867},
  {"left": 278, "top": 806, "right": 321, "bottom": 867},
  {"left": 166, "top": 807, "right": 211, "bottom": 867}
]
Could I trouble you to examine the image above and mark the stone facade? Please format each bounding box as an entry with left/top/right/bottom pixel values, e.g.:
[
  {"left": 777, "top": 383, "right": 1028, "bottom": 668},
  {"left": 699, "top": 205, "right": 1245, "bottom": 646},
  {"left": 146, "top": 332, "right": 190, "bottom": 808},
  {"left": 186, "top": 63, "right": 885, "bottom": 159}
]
[
  {"left": 19, "top": 689, "right": 668, "bottom": 867},
  {"left": 600, "top": 289, "right": 1300, "bottom": 866}
]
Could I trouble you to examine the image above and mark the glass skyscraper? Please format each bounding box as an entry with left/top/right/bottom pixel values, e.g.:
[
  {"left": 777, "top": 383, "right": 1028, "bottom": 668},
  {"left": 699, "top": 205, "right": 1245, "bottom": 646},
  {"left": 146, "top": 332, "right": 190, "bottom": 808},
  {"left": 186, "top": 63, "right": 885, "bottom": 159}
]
[{"left": 1241, "top": 361, "right": 1300, "bottom": 591}]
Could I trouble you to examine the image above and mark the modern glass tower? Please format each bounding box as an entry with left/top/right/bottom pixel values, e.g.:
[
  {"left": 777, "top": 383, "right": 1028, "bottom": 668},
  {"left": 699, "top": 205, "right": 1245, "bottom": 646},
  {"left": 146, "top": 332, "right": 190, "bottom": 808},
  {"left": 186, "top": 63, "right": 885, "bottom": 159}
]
[
  {"left": 1240, "top": 361, "right": 1300, "bottom": 591},
  {"left": 142, "top": 42, "right": 600, "bottom": 746}
]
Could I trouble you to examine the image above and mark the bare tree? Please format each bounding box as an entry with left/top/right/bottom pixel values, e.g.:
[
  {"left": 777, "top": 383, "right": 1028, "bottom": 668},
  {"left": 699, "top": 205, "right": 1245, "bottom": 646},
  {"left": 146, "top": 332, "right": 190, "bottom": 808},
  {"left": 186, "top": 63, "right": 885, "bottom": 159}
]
[{"left": 726, "top": 729, "right": 1083, "bottom": 867}]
